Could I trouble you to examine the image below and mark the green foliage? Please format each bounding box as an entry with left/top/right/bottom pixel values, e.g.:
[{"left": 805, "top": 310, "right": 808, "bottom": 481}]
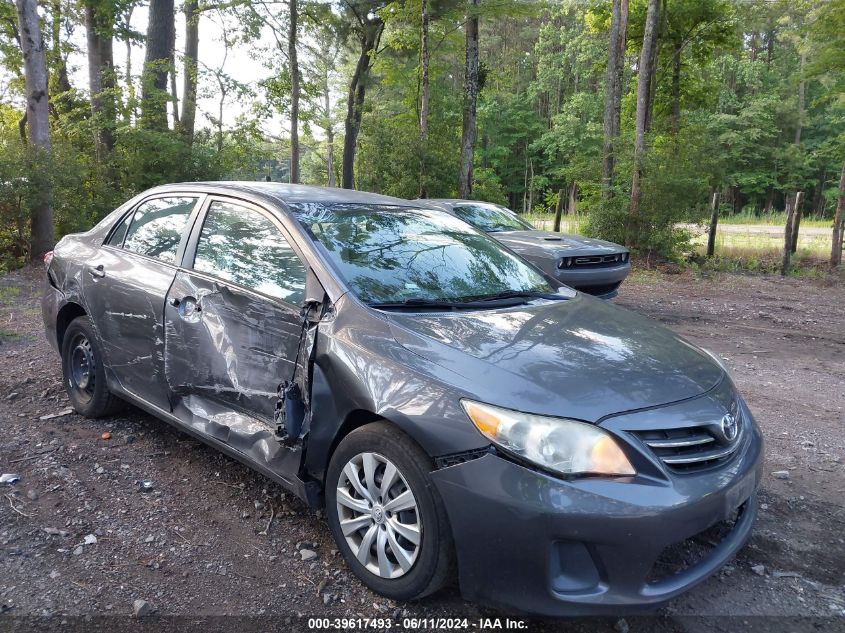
[{"left": 1, "top": 0, "right": 844, "bottom": 267}]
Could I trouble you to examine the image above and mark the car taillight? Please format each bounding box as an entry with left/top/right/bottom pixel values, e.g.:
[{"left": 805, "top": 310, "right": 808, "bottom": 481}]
[{"left": 43, "top": 251, "right": 54, "bottom": 267}]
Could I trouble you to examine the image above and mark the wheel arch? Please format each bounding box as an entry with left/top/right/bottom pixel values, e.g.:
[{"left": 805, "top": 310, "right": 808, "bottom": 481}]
[{"left": 56, "top": 302, "right": 87, "bottom": 352}]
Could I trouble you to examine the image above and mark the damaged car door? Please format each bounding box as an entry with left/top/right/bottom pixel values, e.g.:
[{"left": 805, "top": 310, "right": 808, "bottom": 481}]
[
  {"left": 163, "top": 197, "right": 308, "bottom": 434},
  {"left": 83, "top": 195, "right": 203, "bottom": 410}
]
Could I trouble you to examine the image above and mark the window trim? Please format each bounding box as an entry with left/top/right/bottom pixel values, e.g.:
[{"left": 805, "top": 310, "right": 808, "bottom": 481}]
[
  {"left": 182, "top": 195, "right": 310, "bottom": 309},
  {"left": 102, "top": 193, "right": 206, "bottom": 268}
]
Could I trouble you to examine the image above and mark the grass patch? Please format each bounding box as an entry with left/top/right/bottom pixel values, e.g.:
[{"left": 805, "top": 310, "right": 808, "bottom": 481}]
[
  {"left": 687, "top": 248, "right": 834, "bottom": 277},
  {"left": 0, "top": 328, "right": 24, "bottom": 342},
  {"left": 718, "top": 211, "right": 831, "bottom": 228},
  {"left": 0, "top": 285, "right": 21, "bottom": 304},
  {"left": 690, "top": 228, "right": 830, "bottom": 257}
]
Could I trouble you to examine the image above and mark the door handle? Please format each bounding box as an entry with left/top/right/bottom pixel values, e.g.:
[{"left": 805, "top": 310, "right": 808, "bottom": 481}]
[{"left": 88, "top": 264, "right": 105, "bottom": 279}]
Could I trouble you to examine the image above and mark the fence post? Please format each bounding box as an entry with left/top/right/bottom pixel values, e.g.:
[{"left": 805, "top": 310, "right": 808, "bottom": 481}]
[
  {"left": 781, "top": 191, "right": 801, "bottom": 276},
  {"left": 789, "top": 191, "right": 803, "bottom": 254},
  {"left": 706, "top": 191, "right": 720, "bottom": 258}
]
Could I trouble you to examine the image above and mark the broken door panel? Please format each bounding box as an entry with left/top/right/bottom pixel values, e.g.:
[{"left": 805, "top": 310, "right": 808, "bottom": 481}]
[{"left": 163, "top": 270, "right": 304, "bottom": 425}]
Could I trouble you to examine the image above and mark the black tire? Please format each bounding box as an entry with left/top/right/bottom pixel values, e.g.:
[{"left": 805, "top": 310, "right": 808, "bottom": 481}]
[
  {"left": 325, "top": 422, "right": 454, "bottom": 600},
  {"left": 60, "top": 316, "right": 123, "bottom": 418}
]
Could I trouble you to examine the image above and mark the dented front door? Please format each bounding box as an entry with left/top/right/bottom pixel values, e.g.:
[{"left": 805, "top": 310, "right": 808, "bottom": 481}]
[{"left": 163, "top": 198, "right": 308, "bottom": 427}]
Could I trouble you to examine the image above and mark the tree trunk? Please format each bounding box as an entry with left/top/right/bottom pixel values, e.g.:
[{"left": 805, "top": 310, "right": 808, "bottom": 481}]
[
  {"left": 85, "top": 0, "right": 115, "bottom": 153},
  {"left": 141, "top": 0, "right": 175, "bottom": 130},
  {"left": 553, "top": 187, "right": 564, "bottom": 232},
  {"left": 181, "top": 0, "right": 199, "bottom": 144},
  {"left": 325, "top": 82, "right": 335, "bottom": 187},
  {"left": 812, "top": 172, "right": 825, "bottom": 216},
  {"left": 170, "top": 54, "right": 179, "bottom": 126},
  {"left": 16, "top": 0, "right": 54, "bottom": 259},
  {"left": 568, "top": 181, "right": 578, "bottom": 215},
  {"left": 288, "top": 0, "right": 300, "bottom": 183},
  {"left": 766, "top": 30, "right": 775, "bottom": 66},
  {"left": 527, "top": 157, "right": 534, "bottom": 213},
  {"left": 613, "top": 0, "right": 628, "bottom": 136},
  {"left": 795, "top": 52, "right": 806, "bottom": 145},
  {"left": 458, "top": 0, "right": 480, "bottom": 199},
  {"left": 764, "top": 188, "right": 774, "bottom": 214},
  {"left": 831, "top": 161, "right": 845, "bottom": 267},
  {"left": 781, "top": 192, "right": 801, "bottom": 275},
  {"left": 49, "top": 0, "right": 71, "bottom": 96},
  {"left": 342, "top": 18, "right": 383, "bottom": 189},
  {"left": 706, "top": 191, "right": 720, "bottom": 257},
  {"left": 418, "top": 0, "right": 430, "bottom": 197},
  {"left": 601, "top": 0, "right": 627, "bottom": 199},
  {"left": 124, "top": 6, "right": 135, "bottom": 123},
  {"left": 670, "top": 42, "right": 681, "bottom": 136},
  {"left": 626, "top": 0, "right": 659, "bottom": 248}
]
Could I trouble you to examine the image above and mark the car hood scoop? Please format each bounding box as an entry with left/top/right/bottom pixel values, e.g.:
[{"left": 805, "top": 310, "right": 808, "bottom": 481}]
[
  {"left": 386, "top": 295, "right": 723, "bottom": 422},
  {"left": 492, "top": 230, "right": 624, "bottom": 258}
]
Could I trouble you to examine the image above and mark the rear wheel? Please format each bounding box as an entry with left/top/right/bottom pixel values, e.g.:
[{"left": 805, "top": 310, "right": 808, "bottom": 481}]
[
  {"left": 61, "top": 316, "right": 123, "bottom": 418},
  {"left": 326, "top": 422, "right": 454, "bottom": 600}
]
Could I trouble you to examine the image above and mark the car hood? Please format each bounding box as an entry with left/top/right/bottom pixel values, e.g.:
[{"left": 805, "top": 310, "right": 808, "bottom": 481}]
[
  {"left": 492, "top": 229, "right": 624, "bottom": 258},
  {"left": 385, "top": 294, "right": 723, "bottom": 422}
]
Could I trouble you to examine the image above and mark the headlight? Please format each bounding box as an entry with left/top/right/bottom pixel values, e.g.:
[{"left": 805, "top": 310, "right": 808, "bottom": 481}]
[{"left": 461, "top": 400, "right": 635, "bottom": 477}]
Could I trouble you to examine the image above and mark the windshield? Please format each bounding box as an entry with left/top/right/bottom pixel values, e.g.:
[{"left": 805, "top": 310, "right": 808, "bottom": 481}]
[
  {"left": 292, "top": 204, "right": 555, "bottom": 305},
  {"left": 450, "top": 203, "right": 533, "bottom": 232}
]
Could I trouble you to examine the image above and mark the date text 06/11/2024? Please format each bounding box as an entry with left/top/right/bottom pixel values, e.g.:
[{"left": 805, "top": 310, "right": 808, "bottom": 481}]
[{"left": 306, "top": 617, "right": 529, "bottom": 630}]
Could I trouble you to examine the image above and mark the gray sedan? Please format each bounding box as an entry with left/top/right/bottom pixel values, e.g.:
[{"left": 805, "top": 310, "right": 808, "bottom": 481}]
[
  {"left": 42, "top": 182, "right": 761, "bottom": 615},
  {"left": 420, "top": 199, "right": 630, "bottom": 298}
]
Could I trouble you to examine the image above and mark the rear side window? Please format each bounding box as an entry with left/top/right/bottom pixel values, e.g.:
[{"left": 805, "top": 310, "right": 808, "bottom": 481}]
[
  {"left": 122, "top": 197, "right": 198, "bottom": 263},
  {"left": 106, "top": 212, "right": 132, "bottom": 247},
  {"left": 193, "top": 200, "right": 306, "bottom": 304}
]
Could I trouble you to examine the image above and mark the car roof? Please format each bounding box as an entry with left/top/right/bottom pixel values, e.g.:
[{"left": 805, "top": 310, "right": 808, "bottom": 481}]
[{"left": 147, "top": 181, "right": 422, "bottom": 209}]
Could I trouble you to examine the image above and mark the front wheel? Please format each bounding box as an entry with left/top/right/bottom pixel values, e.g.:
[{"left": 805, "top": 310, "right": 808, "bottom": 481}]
[{"left": 325, "top": 422, "right": 454, "bottom": 600}]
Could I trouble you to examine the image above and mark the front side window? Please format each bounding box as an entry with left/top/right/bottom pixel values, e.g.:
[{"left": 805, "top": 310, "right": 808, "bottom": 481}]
[
  {"left": 193, "top": 200, "right": 306, "bottom": 304},
  {"left": 451, "top": 203, "right": 533, "bottom": 233},
  {"left": 293, "top": 204, "right": 554, "bottom": 305},
  {"left": 122, "top": 197, "right": 198, "bottom": 263}
]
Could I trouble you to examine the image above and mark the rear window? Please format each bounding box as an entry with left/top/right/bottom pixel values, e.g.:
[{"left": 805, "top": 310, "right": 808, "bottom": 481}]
[
  {"left": 451, "top": 203, "right": 533, "bottom": 232},
  {"left": 121, "top": 197, "right": 198, "bottom": 263}
]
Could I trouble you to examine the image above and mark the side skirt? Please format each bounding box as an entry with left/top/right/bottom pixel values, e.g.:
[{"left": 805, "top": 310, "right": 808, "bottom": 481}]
[{"left": 111, "top": 386, "right": 322, "bottom": 507}]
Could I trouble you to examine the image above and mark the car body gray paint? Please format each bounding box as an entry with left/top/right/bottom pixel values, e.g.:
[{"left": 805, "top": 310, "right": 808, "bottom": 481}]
[{"left": 42, "top": 183, "right": 762, "bottom": 613}]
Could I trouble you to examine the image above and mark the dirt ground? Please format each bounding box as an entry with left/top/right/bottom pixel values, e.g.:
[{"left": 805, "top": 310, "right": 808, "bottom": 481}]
[{"left": 1, "top": 263, "right": 844, "bottom": 632}]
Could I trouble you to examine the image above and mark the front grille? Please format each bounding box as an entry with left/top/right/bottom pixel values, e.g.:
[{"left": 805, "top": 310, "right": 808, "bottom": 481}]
[
  {"left": 646, "top": 502, "right": 746, "bottom": 583},
  {"left": 632, "top": 413, "right": 743, "bottom": 473},
  {"left": 560, "top": 253, "right": 628, "bottom": 270}
]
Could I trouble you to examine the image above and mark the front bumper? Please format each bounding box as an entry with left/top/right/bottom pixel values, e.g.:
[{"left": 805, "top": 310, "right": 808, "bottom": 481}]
[
  {"left": 430, "top": 404, "right": 763, "bottom": 616},
  {"left": 556, "top": 262, "right": 631, "bottom": 299}
]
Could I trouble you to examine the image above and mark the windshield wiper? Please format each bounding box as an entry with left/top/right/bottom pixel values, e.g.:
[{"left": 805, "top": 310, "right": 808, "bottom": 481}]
[
  {"left": 368, "top": 298, "right": 475, "bottom": 310},
  {"left": 460, "top": 290, "right": 568, "bottom": 303},
  {"left": 369, "top": 290, "right": 569, "bottom": 311}
]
